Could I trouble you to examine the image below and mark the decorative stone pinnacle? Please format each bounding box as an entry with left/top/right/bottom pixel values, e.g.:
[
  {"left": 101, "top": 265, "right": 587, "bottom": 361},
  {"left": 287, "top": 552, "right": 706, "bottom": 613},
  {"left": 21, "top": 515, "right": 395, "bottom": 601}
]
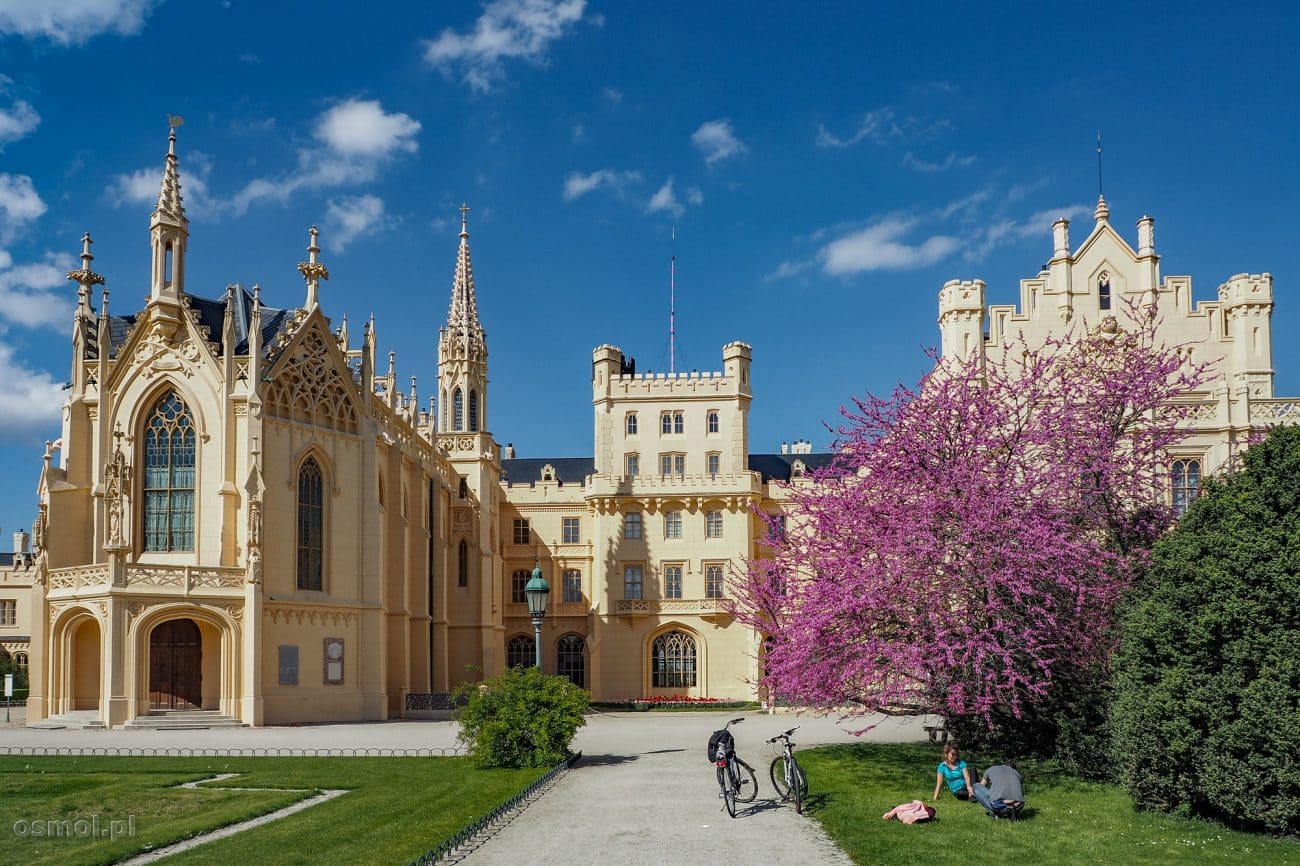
[
  {"left": 298, "top": 225, "right": 330, "bottom": 307},
  {"left": 460, "top": 202, "right": 470, "bottom": 238},
  {"left": 1094, "top": 194, "right": 1110, "bottom": 223},
  {"left": 154, "top": 119, "right": 187, "bottom": 226},
  {"left": 66, "top": 231, "right": 105, "bottom": 292}
]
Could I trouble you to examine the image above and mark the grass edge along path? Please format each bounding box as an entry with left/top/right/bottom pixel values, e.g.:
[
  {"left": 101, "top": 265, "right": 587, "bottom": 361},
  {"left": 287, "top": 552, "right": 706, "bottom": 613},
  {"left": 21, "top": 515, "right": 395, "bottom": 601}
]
[
  {"left": 798, "top": 743, "right": 1298, "bottom": 866},
  {"left": 0, "top": 755, "right": 548, "bottom": 866}
]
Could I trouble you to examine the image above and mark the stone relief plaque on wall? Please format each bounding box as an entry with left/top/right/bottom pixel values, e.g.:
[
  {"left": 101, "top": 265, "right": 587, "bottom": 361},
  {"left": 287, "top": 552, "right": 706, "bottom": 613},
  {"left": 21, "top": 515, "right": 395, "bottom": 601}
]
[{"left": 323, "top": 637, "right": 344, "bottom": 685}]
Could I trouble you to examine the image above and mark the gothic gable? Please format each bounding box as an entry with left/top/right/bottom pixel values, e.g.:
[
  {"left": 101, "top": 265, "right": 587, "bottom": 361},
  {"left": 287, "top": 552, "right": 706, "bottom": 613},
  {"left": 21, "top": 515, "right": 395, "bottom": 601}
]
[{"left": 262, "top": 319, "right": 363, "bottom": 434}]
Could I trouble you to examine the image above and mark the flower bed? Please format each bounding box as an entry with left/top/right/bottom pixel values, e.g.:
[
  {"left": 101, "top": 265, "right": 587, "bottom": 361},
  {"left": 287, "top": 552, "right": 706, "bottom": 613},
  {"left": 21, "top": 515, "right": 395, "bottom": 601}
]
[{"left": 592, "top": 696, "right": 761, "bottom": 712}]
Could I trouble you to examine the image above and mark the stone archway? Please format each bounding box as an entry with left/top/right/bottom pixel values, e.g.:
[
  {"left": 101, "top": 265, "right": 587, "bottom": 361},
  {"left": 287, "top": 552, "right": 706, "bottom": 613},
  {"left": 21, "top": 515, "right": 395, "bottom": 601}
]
[
  {"left": 70, "top": 617, "right": 102, "bottom": 711},
  {"left": 149, "top": 618, "right": 202, "bottom": 710}
]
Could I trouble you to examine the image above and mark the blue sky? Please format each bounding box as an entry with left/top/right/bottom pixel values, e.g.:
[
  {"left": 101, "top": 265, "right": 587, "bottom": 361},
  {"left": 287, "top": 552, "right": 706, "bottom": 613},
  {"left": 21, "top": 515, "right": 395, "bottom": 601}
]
[{"left": 0, "top": 0, "right": 1298, "bottom": 542}]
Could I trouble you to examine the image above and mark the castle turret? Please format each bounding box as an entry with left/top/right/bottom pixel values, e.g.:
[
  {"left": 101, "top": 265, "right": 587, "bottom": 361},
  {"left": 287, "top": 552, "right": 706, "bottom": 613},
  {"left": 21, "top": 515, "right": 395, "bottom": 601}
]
[
  {"left": 1220, "top": 272, "right": 1275, "bottom": 398},
  {"left": 938, "top": 279, "right": 985, "bottom": 359}
]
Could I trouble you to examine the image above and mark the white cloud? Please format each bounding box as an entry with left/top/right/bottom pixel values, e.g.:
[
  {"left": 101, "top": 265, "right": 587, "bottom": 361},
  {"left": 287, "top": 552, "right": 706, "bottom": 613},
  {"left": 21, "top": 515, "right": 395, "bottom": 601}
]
[
  {"left": 313, "top": 99, "right": 420, "bottom": 158},
  {"left": 903, "top": 151, "right": 975, "bottom": 173},
  {"left": 0, "top": 339, "right": 65, "bottom": 440},
  {"left": 817, "top": 107, "right": 952, "bottom": 150},
  {"left": 423, "top": 0, "right": 587, "bottom": 92},
  {"left": 964, "top": 203, "right": 1090, "bottom": 262},
  {"left": 819, "top": 216, "right": 960, "bottom": 275},
  {"left": 0, "top": 0, "right": 161, "bottom": 45},
  {"left": 562, "top": 168, "right": 640, "bottom": 201},
  {"left": 0, "top": 251, "right": 75, "bottom": 329},
  {"left": 107, "top": 102, "right": 417, "bottom": 218},
  {"left": 647, "top": 177, "right": 682, "bottom": 217},
  {"left": 686, "top": 187, "right": 703, "bottom": 206},
  {"left": 0, "top": 99, "right": 39, "bottom": 149},
  {"left": 691, "top": 119, "right": 745, "bottom": 165},
  {"left": 599, "top": 86, "right": 622, "bottom": 105},
  {"left": 0, "top": 174, "right": 46, "bottom": 244},
  {"left": 323, "top": 194, "right": 387, "bottom": 252}
]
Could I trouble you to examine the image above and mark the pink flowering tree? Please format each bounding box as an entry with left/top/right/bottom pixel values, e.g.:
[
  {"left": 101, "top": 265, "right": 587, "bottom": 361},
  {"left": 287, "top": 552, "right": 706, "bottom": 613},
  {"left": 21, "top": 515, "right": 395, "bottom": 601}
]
[{"left": 735, "top": 307, "right": 1210, "bottom": 728}]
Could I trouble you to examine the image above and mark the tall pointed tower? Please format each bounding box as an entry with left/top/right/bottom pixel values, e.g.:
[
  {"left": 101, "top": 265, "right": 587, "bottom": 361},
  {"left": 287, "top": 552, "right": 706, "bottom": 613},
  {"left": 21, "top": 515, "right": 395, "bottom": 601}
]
[
  {"left": 148, "top": 119, "right": 189, "bottom": 331},
  {"left": 434, "top": 204, "right": 504, "bottom": 678},
  {"left": 437, "top": 204, "right": 488, "bottom": 434}
]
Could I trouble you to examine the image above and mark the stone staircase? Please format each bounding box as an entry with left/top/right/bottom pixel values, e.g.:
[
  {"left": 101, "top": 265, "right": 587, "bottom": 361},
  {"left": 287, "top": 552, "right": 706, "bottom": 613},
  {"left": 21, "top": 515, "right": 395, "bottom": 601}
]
[
  {"left": 28, "top": 710, "right": 107, "bottom": 730},
  {"left": 124, "top": 709, "right": 247, "bottom": 730}
]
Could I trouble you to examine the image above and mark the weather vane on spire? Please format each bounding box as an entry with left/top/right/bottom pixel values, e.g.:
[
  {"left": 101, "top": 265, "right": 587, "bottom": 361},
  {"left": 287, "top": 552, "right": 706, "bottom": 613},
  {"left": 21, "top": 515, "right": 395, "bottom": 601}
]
[
  {"left": 459, "top": 202, "right": 470, "bottom": 236},
  {"left": 1096, "top": 131, "right": 1104, "bottom": 197}
]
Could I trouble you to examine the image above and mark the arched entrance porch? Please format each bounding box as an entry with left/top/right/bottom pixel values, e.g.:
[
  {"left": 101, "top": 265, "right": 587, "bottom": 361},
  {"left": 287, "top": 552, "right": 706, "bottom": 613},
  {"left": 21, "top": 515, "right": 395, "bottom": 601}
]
[{"left": 131, "top": 606, "right": 239, "bottom": 720}]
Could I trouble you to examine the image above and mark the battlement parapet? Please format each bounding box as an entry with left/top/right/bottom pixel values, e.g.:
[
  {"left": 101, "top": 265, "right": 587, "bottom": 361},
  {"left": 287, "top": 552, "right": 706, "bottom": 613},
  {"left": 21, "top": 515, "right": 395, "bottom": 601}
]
[
  {"left": 939, "top": 279, "right": 986, "bottom": 314},
  {"left": 1218, "top": 273, "right": 1274, "bottom": 308}
]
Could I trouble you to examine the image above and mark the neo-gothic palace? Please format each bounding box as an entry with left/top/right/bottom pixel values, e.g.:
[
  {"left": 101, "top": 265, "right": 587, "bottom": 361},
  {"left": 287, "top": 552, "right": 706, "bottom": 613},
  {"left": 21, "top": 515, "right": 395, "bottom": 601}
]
[{"left": 1, "top": 133, "right": 1294, "bottom": 728}]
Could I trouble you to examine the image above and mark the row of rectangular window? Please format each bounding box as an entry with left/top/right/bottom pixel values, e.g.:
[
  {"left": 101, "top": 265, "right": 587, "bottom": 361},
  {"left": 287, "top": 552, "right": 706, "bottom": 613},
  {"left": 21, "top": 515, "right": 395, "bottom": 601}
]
[
  {"left": 0, "top": 599, "right": 15, "bottom": 626},
  {"left": 511, "top": 568, "right": 585, "bottom": 604},
  {"left": 624, "top": 410, "right": 721, "bottom": 436},
  {"left": 625, "top": 510, "right": 724, "bottom": 540},
  {"left": 623, "top": 564, "right": 726, "bottom": 600},
  {"left": 625, "top": 453, "right": 722, "bottom": 476},
  {"left": 511, "top": 517, "right": 583, "bottom": 546}
]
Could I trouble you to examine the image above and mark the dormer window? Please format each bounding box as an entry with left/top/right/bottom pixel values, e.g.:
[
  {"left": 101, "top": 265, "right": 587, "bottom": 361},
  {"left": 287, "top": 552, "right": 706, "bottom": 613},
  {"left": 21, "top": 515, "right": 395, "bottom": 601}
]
[{"left": 1099, "top": 273, "right": 1111, "bottom": 311}]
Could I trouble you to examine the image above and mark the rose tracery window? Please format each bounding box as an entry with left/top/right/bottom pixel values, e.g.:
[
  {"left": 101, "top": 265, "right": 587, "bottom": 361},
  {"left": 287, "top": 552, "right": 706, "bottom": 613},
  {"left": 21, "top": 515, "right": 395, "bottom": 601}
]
[{"left": 143, "top": 391, "right": 196, "bottom": 552}]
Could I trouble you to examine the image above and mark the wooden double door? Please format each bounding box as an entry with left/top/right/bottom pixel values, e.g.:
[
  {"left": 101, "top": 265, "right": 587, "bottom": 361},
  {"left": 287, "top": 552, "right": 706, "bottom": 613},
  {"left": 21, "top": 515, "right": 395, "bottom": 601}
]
[{"left": 149, "top": 619, "right": 202, "bottom": 710}]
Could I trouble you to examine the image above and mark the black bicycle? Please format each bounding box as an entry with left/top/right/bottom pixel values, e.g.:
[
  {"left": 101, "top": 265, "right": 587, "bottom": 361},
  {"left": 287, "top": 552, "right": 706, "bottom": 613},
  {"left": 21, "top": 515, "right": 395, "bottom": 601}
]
[
  {"left": 768, "top": 725, "right": 809, "bottom": 813},
  {"left": 709, "top": 717, "right": 758, "bottom": 818}
]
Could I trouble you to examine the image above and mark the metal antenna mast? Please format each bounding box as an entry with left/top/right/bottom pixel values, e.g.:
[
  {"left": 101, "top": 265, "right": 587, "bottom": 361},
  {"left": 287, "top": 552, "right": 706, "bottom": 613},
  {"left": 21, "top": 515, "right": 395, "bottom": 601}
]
[
  {"left": 1097, "top": 131, "right": 1104, "bottom": 197},
  {"left": 669, "top": 226, "right": 677, "bottom": 375}
]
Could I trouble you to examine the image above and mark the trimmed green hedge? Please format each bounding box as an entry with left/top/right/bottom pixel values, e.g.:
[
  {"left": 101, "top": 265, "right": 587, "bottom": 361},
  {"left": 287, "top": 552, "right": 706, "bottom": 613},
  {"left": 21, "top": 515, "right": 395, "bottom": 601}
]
[
  {"left": 453, "top": 666, "right": 589, "bottom": 768},
  {"left": 1111, "top": 426, "right": 1300, "bottom": 833}
]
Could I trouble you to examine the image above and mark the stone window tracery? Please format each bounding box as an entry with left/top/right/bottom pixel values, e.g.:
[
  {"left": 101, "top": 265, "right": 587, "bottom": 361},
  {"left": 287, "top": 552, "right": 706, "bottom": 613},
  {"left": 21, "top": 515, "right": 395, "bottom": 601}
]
[
  {"left": 507, "top": 634, "right": 535, "bottom": 668},
  {"left": 297, "top": 457, "right": 324, "bottom": 591},
  {"left": 263, "top": 329, "right": 359, "bottom": 433},
  {"left": 453, "top": 388, "right": 464, "bottom": 431},
  {"left": 557, "top": 634, "right": 585, "bottom": 687},
  {"left": 469, "top": 389, "right": 479, "bottom": 432},
  {"left": 652, "top": 630, "right": 697, "bottom": 688},
  {"left": 1171, "top": 458, "right": 1202, "bottom": 517},
  {"left": 143, "top": 390, "right": 196, "bottom": 552}
]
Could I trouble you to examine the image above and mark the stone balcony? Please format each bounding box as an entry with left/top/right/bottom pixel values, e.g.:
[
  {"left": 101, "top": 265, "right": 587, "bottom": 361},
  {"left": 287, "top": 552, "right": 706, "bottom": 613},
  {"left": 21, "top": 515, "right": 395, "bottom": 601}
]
[
  {"left": 504, "top": 601, "right": 591, "bottom": 619},
  {"left": 46, "top": 564, "right": 246, "bottom": 596},
  {"left": 612, "top": 598, "right": 729, "bottom": 617}
]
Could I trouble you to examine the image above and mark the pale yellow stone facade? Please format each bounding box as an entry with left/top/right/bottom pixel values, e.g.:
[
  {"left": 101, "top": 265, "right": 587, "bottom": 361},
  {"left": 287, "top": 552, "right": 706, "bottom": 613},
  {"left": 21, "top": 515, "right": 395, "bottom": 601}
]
[
  {"left": 5, "top": 131, "right": 814, "bottom": 727},
  {"left": 939, "top": 195, "right": 1297, "bottom": 483}
]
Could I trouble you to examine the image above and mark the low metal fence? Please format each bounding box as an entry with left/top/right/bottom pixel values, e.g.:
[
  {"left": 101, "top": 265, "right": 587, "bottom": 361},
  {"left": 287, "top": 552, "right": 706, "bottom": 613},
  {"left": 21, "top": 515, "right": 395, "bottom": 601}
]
[
  {"left": 0, "top": 746, "right": 467, "bottom": 757},
  {"left": 408, "top": 752, "right": 579, "bottom": 865}
]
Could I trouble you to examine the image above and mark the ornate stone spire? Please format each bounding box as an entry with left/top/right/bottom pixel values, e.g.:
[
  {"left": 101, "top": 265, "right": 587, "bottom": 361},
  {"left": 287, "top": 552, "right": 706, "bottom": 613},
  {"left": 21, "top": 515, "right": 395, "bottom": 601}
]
[
  {"left": 1094, "top": 194, "right": 1110, "bottom": 223},
  {"left": 153, "top": 119, "right": 188, "bottom": 229},
  {"left": 443, "top": 202, "right": 486, "bottom": 359},
  {"left": 297, "top": 225, "right": 330, "bottom": 309},
  {"left": 66, "top": 232, "right": 105, "bottom": 311}
]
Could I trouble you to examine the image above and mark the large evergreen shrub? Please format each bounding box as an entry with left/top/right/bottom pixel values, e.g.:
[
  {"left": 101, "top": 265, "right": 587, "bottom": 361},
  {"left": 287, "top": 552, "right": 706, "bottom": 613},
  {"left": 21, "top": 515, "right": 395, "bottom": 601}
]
[
  {"left": 453, "top": 666, "right": 589, "bottom": 768},
  {"left": 1110, "top": 426, "right": 1300, "bottom": 833}
]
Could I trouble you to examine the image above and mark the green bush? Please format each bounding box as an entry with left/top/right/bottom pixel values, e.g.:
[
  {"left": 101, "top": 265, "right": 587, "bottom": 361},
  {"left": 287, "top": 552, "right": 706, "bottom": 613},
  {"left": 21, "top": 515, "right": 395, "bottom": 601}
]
[
  {"left": 1110, "top": 426, "right": 1300, "bottom": 833},
  {"left": 453, "top": 666, "right": 590, "bottom": 768}
]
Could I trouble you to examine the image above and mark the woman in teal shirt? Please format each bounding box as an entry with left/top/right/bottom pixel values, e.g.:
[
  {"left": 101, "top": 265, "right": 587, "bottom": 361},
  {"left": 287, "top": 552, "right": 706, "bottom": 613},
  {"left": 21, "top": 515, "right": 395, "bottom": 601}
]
[{"left": 932, "top": 744, "right": 974, "bottom": 801}]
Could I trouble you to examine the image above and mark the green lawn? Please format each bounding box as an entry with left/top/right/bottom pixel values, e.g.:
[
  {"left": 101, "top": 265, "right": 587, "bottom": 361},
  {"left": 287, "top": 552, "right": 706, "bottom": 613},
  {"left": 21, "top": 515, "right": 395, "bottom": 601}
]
[
  {"left": 798, "top": 744, "right": 1298, "bottom": 866},
  {"left": 0, "top": 756, "right": 547, "bottom": 866}
]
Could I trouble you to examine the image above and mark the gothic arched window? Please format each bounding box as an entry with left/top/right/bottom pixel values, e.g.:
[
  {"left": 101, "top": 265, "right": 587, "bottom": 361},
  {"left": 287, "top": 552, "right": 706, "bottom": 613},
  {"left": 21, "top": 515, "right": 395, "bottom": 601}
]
[
  {"left": 453, "top": 388, "right": 464, "bottom": 431},
  {"left": 143, "top": 391, "right": 196, "bottom": 551},
  {"left": 297, "top": 457, "right": 324, "bottom": 591},
  {"left": 507, "top": 634, "right": 535, "bottom": 668},
  {"left": 1171, "top": 458, "right": 1202, "bottom": 517},
  {"left": 557, "top": 634, "right": 585, "bottom": 687},
  {"left": 468, "top": 389, "right": 479, "bottom": 432},
  {"left": 652, "top": 629, "right": 697, "bottom": 688},
  {"left": 1099, "top": 273, "right": 1112, "bottom": 311},
  {"left": 457, "top": 539, "right": 469, "bottom": 587}
]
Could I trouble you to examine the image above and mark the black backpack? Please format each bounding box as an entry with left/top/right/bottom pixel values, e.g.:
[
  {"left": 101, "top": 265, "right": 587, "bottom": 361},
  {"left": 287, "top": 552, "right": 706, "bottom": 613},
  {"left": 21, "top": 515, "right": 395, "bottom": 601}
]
[{"left": 707, "top": 729, "right": 734, "bottom": 763}]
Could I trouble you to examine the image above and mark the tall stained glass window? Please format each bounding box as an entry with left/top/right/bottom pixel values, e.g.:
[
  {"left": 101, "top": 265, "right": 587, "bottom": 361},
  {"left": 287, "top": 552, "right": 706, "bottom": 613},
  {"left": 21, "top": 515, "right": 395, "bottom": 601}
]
[
  {"left": 297, "top": 458, "right": 324, "bottom": 590},
  {"left": 143, "top": 391, "right": 196, "bottom": 551}
]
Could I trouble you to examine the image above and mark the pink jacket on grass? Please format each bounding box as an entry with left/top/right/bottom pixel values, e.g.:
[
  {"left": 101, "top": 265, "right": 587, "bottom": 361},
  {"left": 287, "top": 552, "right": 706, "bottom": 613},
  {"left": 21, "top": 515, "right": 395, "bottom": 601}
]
[{"left": 881, "top": 800, "right": 936, "bottom": 824}]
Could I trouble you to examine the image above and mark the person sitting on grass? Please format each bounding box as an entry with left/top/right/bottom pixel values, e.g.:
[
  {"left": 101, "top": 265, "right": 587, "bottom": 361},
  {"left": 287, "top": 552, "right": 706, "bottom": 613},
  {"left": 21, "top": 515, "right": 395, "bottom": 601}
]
[
  {"left": 971, "top": 761, "right": 1025, "bottom": 817},
  {"left": 932, "top": 744, "right": 975, "bottom": 802}
]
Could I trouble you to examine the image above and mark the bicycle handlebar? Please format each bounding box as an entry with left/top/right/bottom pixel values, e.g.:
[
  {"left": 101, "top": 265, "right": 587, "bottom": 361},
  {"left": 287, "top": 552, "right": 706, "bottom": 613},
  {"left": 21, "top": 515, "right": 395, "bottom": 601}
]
[{"left": 766, "top": 725, "right": 800, "bottom": 743}]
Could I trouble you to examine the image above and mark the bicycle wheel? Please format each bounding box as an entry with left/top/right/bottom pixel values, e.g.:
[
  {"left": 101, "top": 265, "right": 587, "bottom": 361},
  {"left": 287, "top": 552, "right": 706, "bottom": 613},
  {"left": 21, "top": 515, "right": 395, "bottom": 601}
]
[
  {"left": 791, "top": 757, "right": 808, "bottom": 814},
  {"left": 770, "top": 755, "right": 793, "bottom": 801},
  {"left": 733, "top": 758, "right": 759, "bottom": 804},
  {"left": 718, "top": 765, "right": 737, "bottom": 817}
]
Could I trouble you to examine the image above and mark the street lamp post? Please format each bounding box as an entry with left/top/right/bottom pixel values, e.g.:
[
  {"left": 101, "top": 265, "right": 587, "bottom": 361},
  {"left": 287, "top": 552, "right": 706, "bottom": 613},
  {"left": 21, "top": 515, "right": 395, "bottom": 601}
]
[{"left": 524, "top": 565, "right": 550, "bottom": 670}]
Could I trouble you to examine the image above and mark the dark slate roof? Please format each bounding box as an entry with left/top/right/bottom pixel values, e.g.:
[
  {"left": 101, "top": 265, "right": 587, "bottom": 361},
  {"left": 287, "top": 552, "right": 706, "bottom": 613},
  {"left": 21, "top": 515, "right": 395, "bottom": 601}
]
[
  {"left": 501, "top": 457, "right": 596, "bottom": 487},
  {"left": 88, "top": 287, "right": 290, "bottom": 359},
  {"left": 500, "top": 453, "right": 839, "bottom": 486},
  {"left": 747, "top": 452, "right": 837, "bottom": 482}
]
